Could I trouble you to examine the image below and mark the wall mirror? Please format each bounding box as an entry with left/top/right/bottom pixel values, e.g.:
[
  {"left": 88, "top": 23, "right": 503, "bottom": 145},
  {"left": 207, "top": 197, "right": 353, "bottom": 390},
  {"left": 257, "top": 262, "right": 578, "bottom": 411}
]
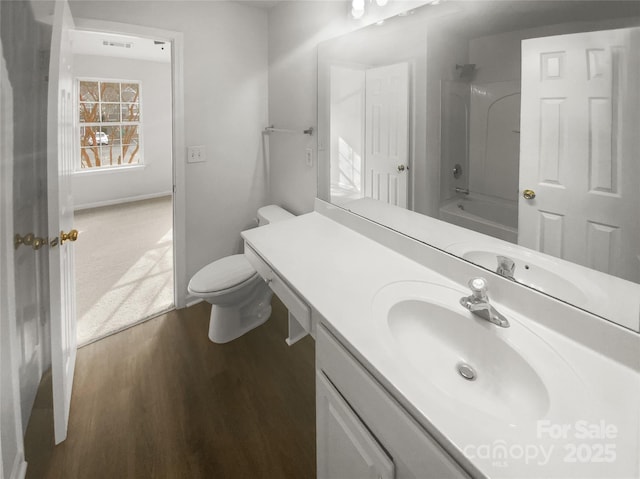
[{"left": 317, "top": 1, "right": 640, "bottom": 331}]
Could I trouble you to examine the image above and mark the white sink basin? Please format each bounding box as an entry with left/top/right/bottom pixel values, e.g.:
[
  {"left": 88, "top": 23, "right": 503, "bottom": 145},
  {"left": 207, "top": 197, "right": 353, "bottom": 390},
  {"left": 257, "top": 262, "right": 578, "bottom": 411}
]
[
  {"left": 373, "top": 281, "right": 583, "bottom": 424},
  {"left": 445, "top": 241, "right": 604, "bottom": 307}
]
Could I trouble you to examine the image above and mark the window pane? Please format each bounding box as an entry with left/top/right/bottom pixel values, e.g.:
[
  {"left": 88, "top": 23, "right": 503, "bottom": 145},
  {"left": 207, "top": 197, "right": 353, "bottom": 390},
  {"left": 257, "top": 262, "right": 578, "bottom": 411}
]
[
  {"left": 101, "top": 104, "right": 120, "bottom": 122},
  {"left": 102, "top": 145, "right": 124, "bottom": 166},
  {"left": 121, "top": 125, "right": 140, "bottom": 165},
  {"left": 101, "top": 82, "right": 120, "bottom": 102},
  {"left": 121, "top": 83, "right": 139, "bottom": 103},
  {"left": 121, "top": 125, "right": 139, "bottom": 146},
  {"left": 80, "top": 147, "right": 101, "bottom": 168},
  {"left": 122, "top": 145, "right": 141, "bottom": 165},
  {"left": 121, "top": 103, "right": 140, "bottom": 122},
  {"left": 80, "top": 126, "right": 108, "bottom": 148},
  {"left": 99, "top": 126, "right": 120, "bottom": 147},
  {"left": 79, "top": 81, "right": 99, "bottom": 102},
  {"left": 79, "top": 103, "right": 99, "bottom": 123}
]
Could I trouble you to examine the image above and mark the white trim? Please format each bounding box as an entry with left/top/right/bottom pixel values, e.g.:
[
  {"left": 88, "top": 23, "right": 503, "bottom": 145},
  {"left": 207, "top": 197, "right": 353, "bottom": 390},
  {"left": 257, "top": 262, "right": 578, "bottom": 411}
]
[
  {"left": 9, "top": 457, "right": 26, "bottom": 479},
  {"left": 73, "top": 18, "right": 187, "bottom": 309},
  {"left": 185, "top": 296, "right": 204, "bottom": 308},
  {"left": 73, "top": 163, "right": 145, "bottom": 176},
  {"left": 74, "top": 190, "right": 172, "bottom": 211}
]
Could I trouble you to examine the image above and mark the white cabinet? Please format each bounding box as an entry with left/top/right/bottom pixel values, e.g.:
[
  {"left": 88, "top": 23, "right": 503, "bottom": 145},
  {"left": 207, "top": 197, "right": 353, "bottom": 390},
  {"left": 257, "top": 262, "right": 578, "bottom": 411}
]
[
  {"left": 317, "top": 372, "right": 395, "bottom": 479},
  {"left": 316, "top": 324, "right": 470, "bottom": 479}
]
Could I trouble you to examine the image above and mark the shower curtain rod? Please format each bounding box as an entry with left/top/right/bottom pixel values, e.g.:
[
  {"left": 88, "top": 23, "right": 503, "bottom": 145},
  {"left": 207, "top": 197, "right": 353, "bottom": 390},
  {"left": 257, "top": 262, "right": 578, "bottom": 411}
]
[{"left": 263, "top": 125, "right": 314, "bottom": 136}]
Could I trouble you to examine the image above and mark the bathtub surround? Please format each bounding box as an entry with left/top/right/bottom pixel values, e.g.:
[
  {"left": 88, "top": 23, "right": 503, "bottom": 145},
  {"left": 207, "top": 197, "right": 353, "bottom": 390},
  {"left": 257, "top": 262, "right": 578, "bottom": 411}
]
[{"left": 439, "top": 192, "right": 518, "bottom": 243}]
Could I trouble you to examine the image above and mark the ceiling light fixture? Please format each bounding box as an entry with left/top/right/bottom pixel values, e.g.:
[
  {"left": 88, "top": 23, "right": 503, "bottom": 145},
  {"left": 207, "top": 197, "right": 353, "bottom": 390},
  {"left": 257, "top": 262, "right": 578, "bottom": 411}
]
[
  {"left": 350, "top": 0, "right": 391, "bottom": 19},
  {"left": 351, "top": 0, "right": 365, "bottom": 19}
]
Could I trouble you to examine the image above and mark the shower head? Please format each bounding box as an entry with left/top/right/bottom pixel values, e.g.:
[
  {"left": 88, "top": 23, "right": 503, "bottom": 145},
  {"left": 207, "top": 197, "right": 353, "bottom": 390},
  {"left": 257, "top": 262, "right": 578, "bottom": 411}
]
[{"left": 456, "top": 63, "right": 477, "bottom": 80}]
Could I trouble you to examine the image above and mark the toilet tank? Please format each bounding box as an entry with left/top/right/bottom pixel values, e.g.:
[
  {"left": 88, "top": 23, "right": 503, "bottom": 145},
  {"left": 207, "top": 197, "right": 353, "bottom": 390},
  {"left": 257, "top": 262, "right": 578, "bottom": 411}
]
[{"left": 257, "top": 205, "right": 294, "bottom": 226}]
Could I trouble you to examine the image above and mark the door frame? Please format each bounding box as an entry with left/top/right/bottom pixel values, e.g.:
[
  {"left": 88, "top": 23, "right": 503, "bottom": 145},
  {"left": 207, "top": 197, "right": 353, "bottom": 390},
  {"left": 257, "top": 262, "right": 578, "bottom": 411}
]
[{"left": 72, "top": 18, "right": 187, "bottom": 308}]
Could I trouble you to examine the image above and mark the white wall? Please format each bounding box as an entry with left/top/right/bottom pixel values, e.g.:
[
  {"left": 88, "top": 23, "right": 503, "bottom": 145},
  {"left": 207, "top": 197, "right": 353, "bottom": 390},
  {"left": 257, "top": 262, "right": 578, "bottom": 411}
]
[
  {"left": 72, "top": 55, "right": 173, "bottom": 209},
  {"left": 426, "top": 30, "right": 468, "bottom": 211},
  {"left": 69, "top": 0, "right": 269, "bottom": 283},
  {"left": 330, "top": 66, "right": 364, "bottom": 196},
  {"left": 268, "top": 0, "right": 429, "bottom": 215}
]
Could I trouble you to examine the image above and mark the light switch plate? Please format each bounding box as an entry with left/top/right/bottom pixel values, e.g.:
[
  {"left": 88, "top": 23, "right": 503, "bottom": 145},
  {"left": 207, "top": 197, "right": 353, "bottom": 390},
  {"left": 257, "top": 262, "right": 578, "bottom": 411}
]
[{"left": 187, "top": 145, "right": 206, "bottom": 163}]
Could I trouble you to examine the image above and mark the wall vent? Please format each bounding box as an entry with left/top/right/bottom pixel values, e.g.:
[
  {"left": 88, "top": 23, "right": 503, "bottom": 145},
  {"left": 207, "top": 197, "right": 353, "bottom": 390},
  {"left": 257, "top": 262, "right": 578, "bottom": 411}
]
[{"left": 102, "top": 40, "right": 133, "bottom": 49}]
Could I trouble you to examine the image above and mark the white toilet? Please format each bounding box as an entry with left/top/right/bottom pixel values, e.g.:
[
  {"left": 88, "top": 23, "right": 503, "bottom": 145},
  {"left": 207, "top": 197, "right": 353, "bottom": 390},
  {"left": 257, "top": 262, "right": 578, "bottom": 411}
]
[{"left": 188, "top": 205, "right": 294, "bottom": 343}]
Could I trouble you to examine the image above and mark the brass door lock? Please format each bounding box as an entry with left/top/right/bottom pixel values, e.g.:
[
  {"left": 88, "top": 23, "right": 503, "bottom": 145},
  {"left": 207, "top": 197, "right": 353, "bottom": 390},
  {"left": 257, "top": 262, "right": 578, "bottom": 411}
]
[{"left": 60, "top": 229, "right": 79, "bottom": 245}]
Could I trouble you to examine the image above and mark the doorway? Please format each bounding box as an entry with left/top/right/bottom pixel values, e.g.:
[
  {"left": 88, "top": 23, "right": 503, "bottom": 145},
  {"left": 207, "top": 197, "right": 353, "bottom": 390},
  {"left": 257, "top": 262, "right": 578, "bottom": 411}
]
[{"left": 70, "top": 29, "right": 175, "bottom": 346}]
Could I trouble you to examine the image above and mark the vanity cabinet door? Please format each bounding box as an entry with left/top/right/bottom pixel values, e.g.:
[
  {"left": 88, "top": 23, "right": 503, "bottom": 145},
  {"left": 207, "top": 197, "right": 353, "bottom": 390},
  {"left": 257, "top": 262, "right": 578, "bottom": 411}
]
[
  {"left": 317, "top": 324, "right": 471, "bottom": 479},
  {"left": 317, "top": 371, "right": 395, "bottom": 479}
]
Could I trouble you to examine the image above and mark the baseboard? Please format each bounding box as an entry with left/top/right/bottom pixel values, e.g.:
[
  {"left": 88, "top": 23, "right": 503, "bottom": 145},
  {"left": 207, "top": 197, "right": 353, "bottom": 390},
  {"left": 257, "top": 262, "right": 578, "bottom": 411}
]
[
  {"left": 185, "top": 296, "right": 204, "bottom": 308},
  {"left": 10, "top": 453, "right": 27, "bottom": 479},
  {"left": 74, "top": 191, "right": 172, "bottom": 211}
]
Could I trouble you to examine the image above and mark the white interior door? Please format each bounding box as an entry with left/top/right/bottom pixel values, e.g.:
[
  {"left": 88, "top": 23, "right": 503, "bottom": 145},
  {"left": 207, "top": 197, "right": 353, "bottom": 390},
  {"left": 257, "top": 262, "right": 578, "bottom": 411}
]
[
  {"left": 47, "top": 0, "right": 77, "bottom": 444},
  {"left": 1, "top": 36, "right": 28, "bottom": 479},
  {"left": 364, "top": 62, "right": 409, "bottom": 208},
  {"left": 519, "top": 28, "right": 640, "bottom": 282}
]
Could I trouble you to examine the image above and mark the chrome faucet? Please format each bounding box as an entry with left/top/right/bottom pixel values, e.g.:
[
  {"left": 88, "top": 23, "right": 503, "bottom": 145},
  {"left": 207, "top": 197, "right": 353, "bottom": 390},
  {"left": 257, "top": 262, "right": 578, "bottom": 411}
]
[
  {"left": 455, "top": 187, "right": 470, "bottom": 195},
  {"left": 496, "top": 255, "right": 516, "bottom": 280},
  {"left": 459, "top": 278, "right": 510, "bottom": 328}
]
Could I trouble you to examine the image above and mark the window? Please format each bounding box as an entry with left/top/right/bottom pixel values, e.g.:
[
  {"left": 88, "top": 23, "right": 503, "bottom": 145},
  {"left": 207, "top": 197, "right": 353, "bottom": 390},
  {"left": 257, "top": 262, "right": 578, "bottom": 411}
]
[{"left": 78, "top": 80, "right": 142, "bottom": 170}]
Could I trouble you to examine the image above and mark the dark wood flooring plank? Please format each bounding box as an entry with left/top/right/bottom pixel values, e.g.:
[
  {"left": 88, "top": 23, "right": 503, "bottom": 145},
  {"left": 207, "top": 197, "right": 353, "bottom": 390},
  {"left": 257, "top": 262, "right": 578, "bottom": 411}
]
[{"left": 24, "top": 297, "right": 316, "bottom": 479}]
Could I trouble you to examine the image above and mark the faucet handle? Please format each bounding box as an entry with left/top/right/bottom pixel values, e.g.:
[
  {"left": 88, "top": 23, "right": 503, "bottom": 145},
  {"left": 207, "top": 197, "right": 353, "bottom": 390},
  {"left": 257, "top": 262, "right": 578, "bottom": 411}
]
[
  {"left": 497, "top": 255, "right": 515, "bottom": 272},
  {"left": 468, "top": 277, "right": 488, "bottom": 300}
]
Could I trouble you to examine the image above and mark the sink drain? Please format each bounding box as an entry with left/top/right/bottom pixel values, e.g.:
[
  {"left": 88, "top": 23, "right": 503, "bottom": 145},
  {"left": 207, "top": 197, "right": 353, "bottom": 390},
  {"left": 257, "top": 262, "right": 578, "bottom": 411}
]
[{"left": 457, "top": 363, "right": 477, "bottom": 381}]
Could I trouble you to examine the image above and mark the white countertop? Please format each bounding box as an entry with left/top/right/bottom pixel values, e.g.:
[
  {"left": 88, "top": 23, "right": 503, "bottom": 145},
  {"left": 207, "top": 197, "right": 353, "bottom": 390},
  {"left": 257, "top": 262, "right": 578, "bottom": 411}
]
[{"left": 242, "top": 212, "right": 640, "bottom": 479}]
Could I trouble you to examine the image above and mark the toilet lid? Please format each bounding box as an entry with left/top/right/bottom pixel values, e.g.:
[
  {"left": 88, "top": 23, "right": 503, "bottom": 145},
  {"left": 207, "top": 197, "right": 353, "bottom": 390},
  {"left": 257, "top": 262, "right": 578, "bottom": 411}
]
[{"left": 189, "top": 254, "right": 257, "bottom": 293}]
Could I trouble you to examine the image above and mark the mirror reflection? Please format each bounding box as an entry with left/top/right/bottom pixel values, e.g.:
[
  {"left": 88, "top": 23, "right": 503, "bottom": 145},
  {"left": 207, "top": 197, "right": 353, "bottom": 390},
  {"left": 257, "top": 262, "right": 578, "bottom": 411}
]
[{"left": 317, "top": 1, "right": 640, "bottom": 330}]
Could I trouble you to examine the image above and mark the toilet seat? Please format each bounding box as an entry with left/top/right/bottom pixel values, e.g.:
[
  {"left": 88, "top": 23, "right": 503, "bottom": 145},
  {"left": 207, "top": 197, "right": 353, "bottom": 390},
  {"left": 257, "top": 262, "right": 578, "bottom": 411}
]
[{"left": 188, "top": 254, "right": 258, "bottom": 295}]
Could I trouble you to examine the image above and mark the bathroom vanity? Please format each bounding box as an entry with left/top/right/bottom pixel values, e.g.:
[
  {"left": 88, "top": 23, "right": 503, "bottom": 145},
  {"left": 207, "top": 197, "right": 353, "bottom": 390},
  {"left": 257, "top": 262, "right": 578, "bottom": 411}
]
[{"left": 242, "top": 201, "right": 640, "bottom": 479}]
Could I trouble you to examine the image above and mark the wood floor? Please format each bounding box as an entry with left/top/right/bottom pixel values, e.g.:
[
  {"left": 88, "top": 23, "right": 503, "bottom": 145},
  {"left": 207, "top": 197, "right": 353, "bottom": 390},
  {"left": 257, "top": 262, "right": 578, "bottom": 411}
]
[{"left": 24, "top": 298, "right": 316, "bottom": 479}]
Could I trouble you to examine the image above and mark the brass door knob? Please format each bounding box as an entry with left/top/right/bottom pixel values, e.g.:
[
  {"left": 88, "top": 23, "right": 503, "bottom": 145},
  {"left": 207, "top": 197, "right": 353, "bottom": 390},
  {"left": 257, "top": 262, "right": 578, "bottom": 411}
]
[
  {"left": 60, "top": 229, "right": 79, "bottom": 244},
  {"left": 523, "top": 189, "right": 536, "bottom": 200},
  {"left": 397, "top": 165, "right": 406, "bottom": 172},
  {"left": 32, "top": 237, "right": 46, "bottom": 250}
]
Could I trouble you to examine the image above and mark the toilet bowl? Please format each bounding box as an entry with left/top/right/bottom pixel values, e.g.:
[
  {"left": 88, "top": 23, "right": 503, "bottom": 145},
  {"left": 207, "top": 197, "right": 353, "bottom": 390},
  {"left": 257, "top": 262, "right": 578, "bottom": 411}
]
[{"left": 188, "top": 205, "right": 293, "bottom": 343}]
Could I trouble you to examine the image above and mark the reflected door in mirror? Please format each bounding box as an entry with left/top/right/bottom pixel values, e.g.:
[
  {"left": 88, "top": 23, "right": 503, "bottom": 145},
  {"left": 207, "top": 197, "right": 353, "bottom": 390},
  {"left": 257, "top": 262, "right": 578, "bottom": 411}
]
[
  {"left": 365, "top": 62, "right": 410, "bottom": 208},
  {"left": 519, "top": 27, "right": 640, "bottom": 283}
]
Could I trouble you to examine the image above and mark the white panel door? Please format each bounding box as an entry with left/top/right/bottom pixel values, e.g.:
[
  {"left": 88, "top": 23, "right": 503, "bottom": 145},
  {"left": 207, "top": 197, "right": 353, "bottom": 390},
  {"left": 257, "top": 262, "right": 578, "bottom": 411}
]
[
  {"left": 365, "top": 62, "right": 410, "bottom": 208},
  {"left": 519, "top": 28, "right": 640, "bottom": 282},
  {"left": 47, "top": 0, "right": 77, "bottom": 444},
  {"left": 1, "top": 36, "right": 28, "bottom": 479},
  {"left": 317, "top": 372, "right": 395, "bottom": 479}
]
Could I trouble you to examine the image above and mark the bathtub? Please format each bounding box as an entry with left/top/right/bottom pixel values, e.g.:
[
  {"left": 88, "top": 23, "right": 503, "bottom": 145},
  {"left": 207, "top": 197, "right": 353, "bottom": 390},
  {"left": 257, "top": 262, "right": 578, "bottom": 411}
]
[{"left": 439, "top": 194, "right": 518, "bottom": 243}]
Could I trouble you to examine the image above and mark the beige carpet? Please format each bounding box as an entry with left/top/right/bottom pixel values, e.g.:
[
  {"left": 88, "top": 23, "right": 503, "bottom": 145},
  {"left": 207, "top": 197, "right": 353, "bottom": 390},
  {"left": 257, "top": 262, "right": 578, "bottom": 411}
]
[{"left": 74, "top": 196, "right": 174, "bottom": 347}]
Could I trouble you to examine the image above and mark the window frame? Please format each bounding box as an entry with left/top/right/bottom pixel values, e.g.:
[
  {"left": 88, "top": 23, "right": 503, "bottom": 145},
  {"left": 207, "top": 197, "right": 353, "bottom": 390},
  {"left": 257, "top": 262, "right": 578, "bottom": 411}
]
[{"left": 76, "top": 77, "right": 144, "bottom": 172}]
